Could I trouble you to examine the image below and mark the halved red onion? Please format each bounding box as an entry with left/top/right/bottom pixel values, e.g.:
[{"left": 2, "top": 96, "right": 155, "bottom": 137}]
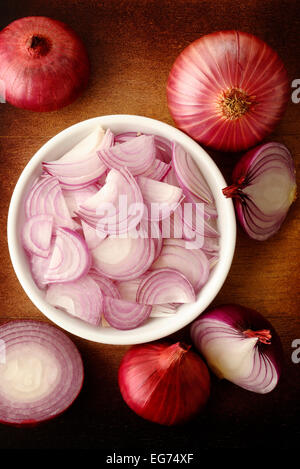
[
  {"left": 44, "top": 227, "right": 91, "bottom": 283},
  {"left": 0, "top": 320, "right": 83, "bottom": 426},
  {"left": 191, "top": 304, "right": 283, "bottom": 394},
  {"left": 103, "top": 297, "right": 152, "bottom": 330},
  {"left": 22, "top": 214, "right": 53, "bottom": 258},
  {"left": 42, "top": 127, "right": 112, "bottom": 189},
  {"left": 172, "top": 142, "right": 214, "bottom": 204},
  {"left": 223, "top": 142, "right": 297, "bottom": 240},
  {"left": 98, "top": 134, "right": 156, "bottom": 176},
  {"left": 89, "top": 268, "right": 120, "bottom": 299},
  {"left": 136, "top": 268, "right": 195, "bottom": 305},
  {"left": 137, "top": 176, "right": 184, "bottom": 221},
  {"left": 46, "top": 275, "right": 103, "bottom": 325},
  {"left": 76, "top": 168, "right": 144, "bottom": 235},
  {"left": 92, "top": 235, "right": 155, "bottom": 281},
  {"left": 25, "top": 175, "right": 74, "bottom": 229},
  {"left": 151, "top": 238, "right": 209, "bottom": 292}
]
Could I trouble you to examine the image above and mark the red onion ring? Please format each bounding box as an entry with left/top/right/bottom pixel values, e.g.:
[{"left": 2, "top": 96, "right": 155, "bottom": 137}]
[
  {"left": 136, "top": 268, "right": 195, "bottom": 305},
  {"left": 103, "top": 297, "right": 152, "bottom": 330},
  {"left": 46, "top": 275, "right": 103, "bottom": 325},
  {"left": 22, "top": 214, "right": 53, "bottom": 258},
  {"left": 0, "top": 320, "right": 83, "bottom": 426},
  {"left": 44, "top": 227, "right": 91, "bottom": 283}
]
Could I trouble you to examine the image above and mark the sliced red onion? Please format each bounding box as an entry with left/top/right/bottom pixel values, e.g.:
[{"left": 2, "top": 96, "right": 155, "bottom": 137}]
[
  {"left": 81, "top": 221, "right": 107, "bottom": 249},
  {"left": 98, "top": 134, "right": 156, "bottom": 176},
  {"left": 22, "top": 214, "right": 53, "bottom": 258},
  {"left": 25, "top": 175, "right": 74, "bottom": 229},
  {"left": 141, "top": 159, "right": 171, "bottom": 181},
  {"left": 91, "top": 235, "right": 155, "bottom": 281},
  {"left": 150, "top": 303, "right": 177, "bottom": 317},
  {"left": 103, "top": 297, "right": 152, "bottom": 330},
  {"left": 162, "top": 166, "right": 181, "bottom": 186},
  {"left": 44, "top": 227, "right": 91, "bottom": 283},
  {"left": 151, "top": 238, "right": 209, "bottom": 292},
  {"left": 29, "top": 243, "right": 55, "bottom": 289},
  {"left": 46, "top": 275, "right": 103, "bottom": 325},
  {"left": 62, "top": 184, "right": 99, "bottom": 217},
  {"left": 136, "top": 268, "right": 195, "bottom": 305},
  {"left": 42, "top": 127, "right": 113, "bottom": 189},
  {"left": 223, "top": 142, "right": 297, "bottom": 240},
  {"left": 89, "top": 268, "right": 121, "bottom": 299},
  {"left": 137, "top": 176, "right": 184, "bottom": 221},
  {"left": 0, "top": 320, "right": 83, "bottom": 426},
  {"left": 75, "top": 168, "right": 144, "bottom": 235},
  {"left": 153, "top": 135, "right": 173, "bottom": 163},
  {"left": 191, "top": 304, "right": 283, "bottom": 394},
  {"left": 172, "top": 141, "right": 214, "bottom": 204}
]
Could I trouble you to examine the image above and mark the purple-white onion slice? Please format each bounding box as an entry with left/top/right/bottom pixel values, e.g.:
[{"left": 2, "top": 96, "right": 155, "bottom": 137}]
[
  {"left": 151, "top": 238, "right": 209, "bottom": 292},
  {"left": 42, "top": 126, "right": 113, "bottom": 189},
  {"left": 89, "top": 268, "right": 121, "bottom": 299},
  {"left": 137, "top": 176, "right": 184, "bottom": 221},
  {"left": 191, "top": 304, "right": 283, "bottom": 394},
  {"left": 136, "top": 268, "right": 195, "bottom": 305},
  {"left": 75, "top": 168, "right": 144, "bottom": 235},
  {"left": 0, "top": 320, "right": 83, "bottom": 426},
  {"left": 91, "top": 234, "right": 155, "bottom": 281},
  {"left": 46, "top": 275, "right": 103, "bottom": 325},
  {"left": 103, "top": 297, "right": 152, "bottom": 330},
  {"left": 223, "top": 142, "right": 297, "bottom": 240},
  {"left": 141, "top": 159, "right": 170, "bottom": 181},
  {"left": 172, "top": 141, "right": 214, "bottom": 205},
  {"left": 44, "top": 227, "right": 91, "bottom": 283},
  {"left": 22, "top": 214, "right": 53, "bottom": 258},
  {"left": 98, "top": 134, "right": 156, "bottom": 176},
  {"left": 25, "top": 175, "right": 74, "bottom": 229}
]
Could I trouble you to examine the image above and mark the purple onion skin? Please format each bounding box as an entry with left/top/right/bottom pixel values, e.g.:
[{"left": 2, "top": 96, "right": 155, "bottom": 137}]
[{"left": 192, "top": 304, "right": 283, "bottom": 380}]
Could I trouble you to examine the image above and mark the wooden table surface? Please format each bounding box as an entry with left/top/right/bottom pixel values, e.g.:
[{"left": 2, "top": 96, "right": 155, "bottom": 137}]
[{"left": 0, "top": 0, "right": 299, "bottom": 451}]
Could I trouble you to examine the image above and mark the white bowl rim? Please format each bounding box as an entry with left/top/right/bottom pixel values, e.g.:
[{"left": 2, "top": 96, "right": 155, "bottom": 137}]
[{"left": 7, "top": 114, "right": 236, "bottom": 345}]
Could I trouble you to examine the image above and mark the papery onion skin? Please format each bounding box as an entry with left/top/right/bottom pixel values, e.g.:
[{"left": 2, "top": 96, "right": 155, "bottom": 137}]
[
  {"left": 118, "top": 341, "right": 210, "bottom": 425},
  {"left": 0, "top": 16, "right": 89, "bottom": 112},
  {"left": 167, "top": 30, "right": 289, "bottom": 151},
  {"left": 191, "top": 304, "right": 283, "bottom": 394},
  {"left": 0, "top": 320, "right": 83, "bottom": 427},
  {"left": 223, "top": 142, "right": 297, "bottom": 240}
]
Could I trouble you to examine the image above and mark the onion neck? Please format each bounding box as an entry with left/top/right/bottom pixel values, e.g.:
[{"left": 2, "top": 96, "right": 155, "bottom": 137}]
[
  {"left": 26, "top": 35, "right": 51, "bottom": 57},
  {"left": 222, "top": 176, "right": 246, "bottom": 198},
  {"left": 243, "top": 329, "right": 272, "bottom": 345},
  {"left": 220, "top": 88, "right": 253, "bottom": 120},
  {"left": 159, "top": 342, "right": 191, "bottom": 369}
]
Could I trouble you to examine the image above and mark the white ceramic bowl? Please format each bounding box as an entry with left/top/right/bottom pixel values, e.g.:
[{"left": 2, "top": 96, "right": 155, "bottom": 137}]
[{"left": 7, "top": 115, "right": 236, "bottom": 345}]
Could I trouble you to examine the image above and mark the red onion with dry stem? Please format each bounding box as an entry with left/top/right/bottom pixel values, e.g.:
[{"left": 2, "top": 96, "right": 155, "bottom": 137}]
[
  {"left": 118, "top": 341, "right": 210, "bottom": 425},
  {"left": 0, "top": 16, "right": 89, "bottom": 111},
  {"left": 167, "top": 30, "right": 289, "bottom": 152}
]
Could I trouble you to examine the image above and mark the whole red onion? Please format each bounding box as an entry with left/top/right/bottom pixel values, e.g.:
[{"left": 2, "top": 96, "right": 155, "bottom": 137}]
[
  {"left": 0, "top": 16, "right": 90, "bottom": 111},
  {"left": 118, "top": 341, "right": 210, "bottom": 425},
  {"left": 167, "top": 30, "right": 289, "bottom": 152}
]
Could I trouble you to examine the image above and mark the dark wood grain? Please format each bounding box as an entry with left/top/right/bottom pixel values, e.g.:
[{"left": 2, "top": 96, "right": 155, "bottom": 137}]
[{"left": 0, "top": 0, "right": 299, "bottom": 450}]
